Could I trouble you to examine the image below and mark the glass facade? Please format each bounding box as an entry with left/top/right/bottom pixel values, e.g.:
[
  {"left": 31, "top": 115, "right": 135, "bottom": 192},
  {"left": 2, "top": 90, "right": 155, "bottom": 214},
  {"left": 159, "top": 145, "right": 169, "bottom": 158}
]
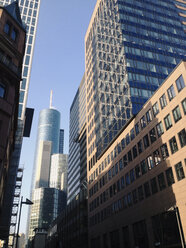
[
  {"left": 67, "top": 75, "right": 86, "bottom": 203},
  {"left": 85, "top": 0, "right": 186, "bottom": 158},
  {"left": 59, "top": 129, "right": 64, "bottom": 153}
]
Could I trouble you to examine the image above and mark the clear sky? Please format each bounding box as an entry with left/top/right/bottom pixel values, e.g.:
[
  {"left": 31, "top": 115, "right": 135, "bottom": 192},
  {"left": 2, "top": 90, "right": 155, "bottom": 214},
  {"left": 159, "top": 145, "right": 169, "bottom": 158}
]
[{"left": 19, "top": 0, "right": 97, "bottom": 233}]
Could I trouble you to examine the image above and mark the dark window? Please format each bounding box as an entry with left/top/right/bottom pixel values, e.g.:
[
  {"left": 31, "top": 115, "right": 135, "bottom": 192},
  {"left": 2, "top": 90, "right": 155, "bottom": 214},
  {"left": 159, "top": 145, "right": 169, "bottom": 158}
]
[
  {"left": 175, "top": 162, "right": 185, "bottom": 181},
  {"left": 119, "top": 159, "right": 123, "bottom": 171},
  {"left": 137, "top": 140, "right": 143, "bottom": 154},
  {"left": 149, "top": 128, "right": 156, "bottom": 143},
  {"left": 169, "top": 136, "right": 178, "bottom": 154},
  {"left": 150, "top": 177, "right": 158, "bottom": 194},
  {"left": 123, "top": 196, "right": 128, "bottom": 208},
  {"left": 156, "top": 122, "right": 164, "bottom": 137},
  {"left": 135, "top": 164, "right": 141, "bottom": 179},
  {"left": 112, "top": 166, "right": 115, "bottom": 177},
  {"left": 123, "top": 154, "right": 128, "bottom": 167},
  {"left": 140, "top": 115, "right": 146, "bottom": 129},
  {"left": 158, "top": 173, "right": 166, "bottom": 190},
  {"left": 160, "top": 143, "right": 169, "bottom": 160},
  {"left": 128, "top": 150, "right": 132, "bottom": 162},
  {"left": 0, "top": 83, "right": 5, "bottom": 98},
  {"left": 126, "top": 133, "right": 130, "bottom": 145},
  {"left": 121, "top": 138, "right": 125, "bottom": 149},
  {"left": 152, "top": 102, "right": 159, "bottom": 117},
  {"left": 167, "top": 85, "right": 176, "bottom": 101},
  {"left": 130, "top": 128, "right": 135, "bottom": 140},
  {"left": 182, "top": 98, "right": 186, "bottom": 115},
  {"left": 117, "top": 143, "right": 121, "bottom": 154},
  {"left": 164, "top": 114, "right": 172, "bottom": 130},
  {"left": 176, "top": 75, "right": 185, "bottom": 92},
  {"left": 125, "top": 173, "right": 130, "bottom": 186},
  {"left": 11, "top": 28, "right": 18, "bottom": 41},
  {"left": 146, "top": 109, "right": 152, "bottom": 123},
  {"left": 135, "top": 122, "right": 140, "bottom": 135},
  {"left": 133, "top": 220, "right": 149, "bottom": 248},
  {"left": 115, "top": 163, "right": 118, "bottom": 174},
  {"left": 159, "top": 93, "right": 167, "bottom": 109},
  {"left": 153, "top": 149, "right": 161, "bottom": 165},
  {"left": 132, "top": 189, "right": 138, "bottom": 204},
  {"left": 140, "top": 160, "right": 147, "bottom": 175},
  {"left": 121, "top": 176, "right": 125, "bottom": 189},
  {"left": 132, "top": 145, "right": 138, "bottom": 158},
  {"left": 4, "top": 22, "right": 11, "bottom": 34},
  {"left": 127, "top": 193, "right": 132, "bottom": 206},
  {"left": 172, "top": 106, "right": 182, "bottom": 123},
  {"left": 178, "top": 129, "right": 186, "bottom": 147},
  {"left": 138, "top": 186, "right": 144, "bottom": 201},
  {"left": 166, "top": 168, "right": 175, "bottom": 186},
  {"left": 144, "top": 182, "right": 151, "bottom": 198},
  {"left": 143, "top": 134, "right": 150, "bottom": 149},
  {"left": 147, "top": 155, "right": 155, "bottom": 170},
  {"left": 130, "top": 169, "right": 135, "bottom": 183}
]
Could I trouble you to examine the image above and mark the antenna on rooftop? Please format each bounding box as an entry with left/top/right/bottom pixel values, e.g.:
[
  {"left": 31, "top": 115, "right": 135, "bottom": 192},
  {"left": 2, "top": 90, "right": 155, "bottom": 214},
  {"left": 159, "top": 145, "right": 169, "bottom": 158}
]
[{"left": 50, "top": 90, "right": 53, "bottom": 109}]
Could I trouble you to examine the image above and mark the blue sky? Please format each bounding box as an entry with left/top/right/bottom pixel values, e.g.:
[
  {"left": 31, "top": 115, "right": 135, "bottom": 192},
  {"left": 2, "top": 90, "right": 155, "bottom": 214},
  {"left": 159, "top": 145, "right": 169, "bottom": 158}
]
[{"left": 19, "top": 0, "right": 97, "bottom": 233}]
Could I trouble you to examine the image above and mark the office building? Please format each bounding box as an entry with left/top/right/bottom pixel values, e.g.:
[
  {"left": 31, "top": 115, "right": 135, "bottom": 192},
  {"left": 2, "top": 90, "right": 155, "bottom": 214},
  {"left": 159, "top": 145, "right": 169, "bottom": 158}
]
[
  {"left": 0, "top": 0, "right": 41, "bottom": 242},
  {"left": 27, "top": 106, "right": 67, "bottom": 245},
  {"left": 175, "top": 0, "right": 186, "bottom": 31},
  {"left": 67, "top": 75, "right": 86, "bottom": 203},
  {"left": 0, "top": 1, "right": 26, "bottom": 241},
  {"left": 50, "top": 154, "right": 68, "bottom": 191},
  {"left": 85, "top": 0, "right": 186, "bottom": 164},
  {"left": 59, "top": 129, "right": 64, "bottom": 154},
  {"left": 88, "top": 60, "right": 186, "bottom": 248}
]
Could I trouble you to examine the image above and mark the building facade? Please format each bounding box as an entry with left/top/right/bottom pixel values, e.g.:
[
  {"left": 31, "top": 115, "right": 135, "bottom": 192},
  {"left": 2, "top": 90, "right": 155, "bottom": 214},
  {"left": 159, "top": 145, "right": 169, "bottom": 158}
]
[
  {"left": 67, "top": 75, "right": 86, "bottom": 203},
  {"left": 88, "top": 60, "right": 186, "bottom": 248},
  {"left": 59, "top": 129, "right": 64, "bottom": 154},
  {"left": 0, "top": 1, "right": 26, "bottom": 242},
  {"left": 85, "top": 0, "right": 186, "bottom": 168},
  {"left": 0, "top": 0, "right": 41, "bottom": 241}
]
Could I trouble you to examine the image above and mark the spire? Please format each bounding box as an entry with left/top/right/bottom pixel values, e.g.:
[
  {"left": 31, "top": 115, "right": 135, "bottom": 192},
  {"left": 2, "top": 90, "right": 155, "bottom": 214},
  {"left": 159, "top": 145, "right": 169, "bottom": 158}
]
[{"left": 50, "top": 90, "right": 53, "bottom": 109}]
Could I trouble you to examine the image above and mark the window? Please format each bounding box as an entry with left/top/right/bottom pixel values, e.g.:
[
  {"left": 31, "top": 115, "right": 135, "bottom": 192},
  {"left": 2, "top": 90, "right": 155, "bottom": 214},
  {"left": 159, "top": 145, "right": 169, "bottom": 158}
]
[
  {"left": 117, "top": 143, "right": 121, "bottom": 154},
  {"left": 119, "top": 159, "right": 123, "bottom": 171},
  {"left": 158, "top": 173, "right": 166, "bottom": 191},
  {"left": 132, "top": 145, "right": 138, "bottom": 158},
  {"left": 0, "top": 83, "right": 5, "bottom": 98},
  {"left": 182, "top": 98, "right": 186, "bottom": 115},
  {"left": 126, "top": 133, "right": 130, "bottom": 145},
  {"left": 156, "top": 122, "right": 164, "bottom": 137},
  {"left": 146, "top": 109, "right": 152, "bottom": 123},
  {"left": 123, "top": 154, "right": 128, "bottom": 167},
  {"left": 169, "top": 136, "right": 178, "bottom": 154},
  {"left": 130, "top": 128, "right": 135, "bottom": 140},
  {"left": 176, "top": 75, "right": 185, "bottom": 92},
  {"left": 172, "top": 106, "right": 182, "bottom": 123},
  {"left": 159, "top": 93, "right": 167, "bottom": 109},
  {"left": 132, "top": 189, "right": 138, "bottom": 204},
  {"left": 137, "top": 140, "right": 143, "bottom": 154},
  {"left": 165, "top": 168, "right": 175, "bottom": 186},
  {"left": 160, "top": 143, "right": 169, "bottom": 160},
  {"left": 143, "top": 134, "right": 150, "bottom": 149},
  {"left": 150, "top": 177, "right": 158, "bottom": 194},
  {"left": 153, "top": 149, "right": 161, "bottom": 165},
  {"left": 121, "top": 138, "right": 125, "bottom": 149},
  {"left": 140, "top": 115, "right": 146, "bottom": 129},
  {"left": 178, "top": 129, "right": 186, "bottom": 147},
  {"left": 127, "top": 193, "right": 132, "bottom": 206},
  {"left": 135, "top": 122, "right": 140, "bottom": 135},
  {"left": 164, "top": 114, "right": 172, "bottom": 130},
  {"left": 175, "top": 162, "right": 185, "bottom": 181},
  {"left": 11, "top": 28, "right": 18, "bottom": 41},
  {"left": 128, "top": 150, "right": 132, "bottom": 162},
  {"left": 152, "top": 102, "right": 159, "bottom": 117},
  {"left": 115, "top": 163, "right": 118, "bottom": 174},
  {"left": 140, "top": 160, "right": 147, "bottom": 175},
  {"left": 130, "top": 169, "right": 135, "bottom": 183},
  {"left": 125, "top": 173, "right": 130, "bottom": 186},
  {"left": 121, "top": 176, "right": 125, "bottom": 189},
  {"left": 138, "top": 186, "right": 144, "bottom": 201},
  {"left": 144, "top": 182, "right": 151, "bottom": 198},
  {"left": 147, "top": 155, "right": 155, "bottom": 170},
  {"left": 135, "top": 164, "right": 141, "bottom": 179},
  {"left": 167, "top": 85, "right": 176, "bottom": 101},
  {"left": 4, "top": 22, "right": 11, "bottom": 34},
  {"left": 149, "top": 128, "right": 156, "bottom": 143}
]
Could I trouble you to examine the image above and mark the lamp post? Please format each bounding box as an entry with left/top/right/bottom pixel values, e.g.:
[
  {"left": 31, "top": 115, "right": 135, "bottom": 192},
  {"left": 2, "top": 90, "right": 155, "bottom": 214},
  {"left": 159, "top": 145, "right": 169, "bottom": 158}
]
[{"left": 15, "top": 196, "right": 33, "bottom": 248}]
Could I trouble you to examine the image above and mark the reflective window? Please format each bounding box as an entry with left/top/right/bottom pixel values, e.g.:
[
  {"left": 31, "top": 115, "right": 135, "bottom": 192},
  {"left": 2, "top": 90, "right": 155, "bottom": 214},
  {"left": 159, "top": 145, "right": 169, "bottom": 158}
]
[
  {"left": 167, "top": 85, "right": 176, "bottom": 101},
  {"left": 175, "top": 162, "right": 185, "bottom": 181},
  {"left": 176, "top": 75, "right": 185, "bottom": 92},
  {"left": 169, "top": 136, "right": 178, "bottom": 154},
  {"left": 182, "top": 98, "right": 186, "bottom": 115},
  {"left": 165, "top": 168, "right": 175, "bottom": 186},
  {"left": 0, "top": 83, "right": 5, "bottom": 98},
  {"left": 156, "top": 121, "right": 164, "bottom": 137},
  {"left": 178, "top": 129, "right": 186, "bottom": 147},
  {"left": 159, "top": 93, "right": 167, "bottom": 109},
  {"left": 158, "top": 173, "right": 166, "bottom": 191},
  {"left": 172, "top": 106, "right": 182, "bottom": 123},
  {"left": 160, "top": 143, "right": 169, "bottom": 160},
  {"left": 164, "top": 114, "right": 172, "bottom": 130},
  {"left": 152, "top": 102, "right": 159, "bottom": 117}
]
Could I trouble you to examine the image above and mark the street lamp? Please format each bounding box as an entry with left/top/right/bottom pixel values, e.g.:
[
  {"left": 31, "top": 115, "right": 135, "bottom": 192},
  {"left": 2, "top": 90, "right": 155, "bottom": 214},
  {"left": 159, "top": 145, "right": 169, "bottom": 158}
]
[{"left": 15, "top": 196, "right": 33, "bottom": 248}]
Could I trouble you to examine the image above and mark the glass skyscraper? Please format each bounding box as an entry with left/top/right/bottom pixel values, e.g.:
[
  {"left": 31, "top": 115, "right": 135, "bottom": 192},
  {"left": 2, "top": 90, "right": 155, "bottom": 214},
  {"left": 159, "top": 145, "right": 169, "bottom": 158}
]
[{"left": 85, "top": 0, "right": 186, "bottom": 162}]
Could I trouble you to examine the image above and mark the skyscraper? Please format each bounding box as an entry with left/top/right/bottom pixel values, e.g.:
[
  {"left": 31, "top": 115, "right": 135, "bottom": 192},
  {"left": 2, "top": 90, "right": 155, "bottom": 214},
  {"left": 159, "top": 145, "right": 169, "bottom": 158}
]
[
  {"left": 0, "top": 0, "right": 41, "bottom": 241},
  {"left": 59, "top": 129, "right": 64, "bottom": 154},
  {"left": 85, "top": 0, "right": 186, "bottom": 165},
  {"left": 27, "top": 105, "right": 67, "bottom": 244},
  {"left": 67, "top": 75, "right": 86, "bottom": 203}
]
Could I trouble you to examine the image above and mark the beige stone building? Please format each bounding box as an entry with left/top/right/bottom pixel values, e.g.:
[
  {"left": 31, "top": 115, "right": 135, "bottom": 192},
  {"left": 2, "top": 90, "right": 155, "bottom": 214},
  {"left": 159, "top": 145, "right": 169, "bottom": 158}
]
[{"left": 88, "top": 61, "right": 186, "bottom": 248}]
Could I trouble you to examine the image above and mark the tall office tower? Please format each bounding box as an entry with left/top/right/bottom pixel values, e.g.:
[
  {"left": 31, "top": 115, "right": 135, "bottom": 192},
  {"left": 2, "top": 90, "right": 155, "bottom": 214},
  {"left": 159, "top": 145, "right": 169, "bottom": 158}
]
[
  {"left": 27, "top": 106, "right": 68, "bottom": 245},
  {"left": 59, "top": 129, "right": 64, "bottom": 153},
  {"left": 85, "top": 0, "right": 186, "bottom": 166},
  {"left": 67, "top": 75, "right": 87, "bottom": 203},
  {"left": 0, "top": 0, "right": 41, "bottom": 240},
  {"left": 174, "top": 0, "right": 186, "bottom": 31},
  {"left": 50, "top": 154, "right": 68, "bottom": 191}
]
